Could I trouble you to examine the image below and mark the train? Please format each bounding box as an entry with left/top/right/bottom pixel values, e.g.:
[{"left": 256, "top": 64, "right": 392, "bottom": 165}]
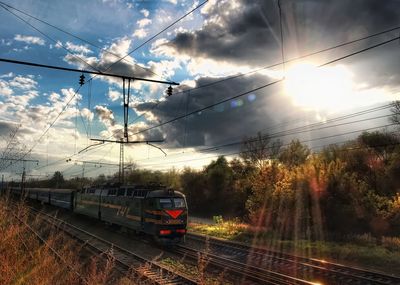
[{"left": 7, "top": 183, "right": 188, "bottom": 244}]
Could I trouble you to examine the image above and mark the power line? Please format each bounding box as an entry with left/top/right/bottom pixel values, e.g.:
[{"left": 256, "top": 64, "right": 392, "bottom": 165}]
[
  {"left": 0, "top": 0, "right": 166, "bottom": 81},
  {"left": 138, "top": 123, "right": 397, "bottom": 168},
  {"left": 11, "top": 5, "right": 398, "bottom": 172},
  {"left": 126, "top": 24, "right": 400, "bottom": 125},
  {"left": 0, "top": 3, "right": 101, "bottom": 73},
  {"left": 129, "top": 103, "right": 392, "bottom": 164},
  {"left": 130, "top": 34, "right": 400, "bottom": 137},
  {"left": 139, "top": 114, "right": 395, "bottom": 166},
  {"left": 102, "top": 0, "right": 209, "bottom": 78},
  {"left": 277, "top": 0, "right": 285, "bottom": 75},
  {"left": 1, "top": 86, "right": 82, "bottom": 172},
  {"left": 31, "top": 101, "right": 393, "bottom": 173}
]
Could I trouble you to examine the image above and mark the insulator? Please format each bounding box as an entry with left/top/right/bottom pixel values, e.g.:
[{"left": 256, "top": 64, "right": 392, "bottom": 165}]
[
  {"left": 167, "top": 85, "right": 173, "bottom": 96},
  {"left": 79, "top": 74, "right": 85, "bottom": 86}
]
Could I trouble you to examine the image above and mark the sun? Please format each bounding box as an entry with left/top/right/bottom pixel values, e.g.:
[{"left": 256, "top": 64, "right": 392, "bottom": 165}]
[{"left": 284, "top": 62, "right": 355, "bottom": 113}]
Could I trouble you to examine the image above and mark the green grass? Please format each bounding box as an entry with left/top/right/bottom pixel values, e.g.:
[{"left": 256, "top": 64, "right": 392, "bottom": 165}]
[{"left": 188, "top": 220, "right": 400, "bottom": 276}]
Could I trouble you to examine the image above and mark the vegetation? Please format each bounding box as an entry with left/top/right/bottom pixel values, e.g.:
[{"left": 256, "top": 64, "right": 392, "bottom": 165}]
[
  {"left": 17, "top": 101, "right": 400, "bottom": 273},
  {"left": 0, "top": 197, "right": 139, "bottom": 285},
  {"left": 23, "top": 127, "right": 400, "bottom": 239},
  {"left": 189, "top": 220, "right": 400, "bottom": 275}
]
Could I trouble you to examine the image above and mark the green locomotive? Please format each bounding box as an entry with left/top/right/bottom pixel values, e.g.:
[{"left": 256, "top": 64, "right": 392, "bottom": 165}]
[{"left": 10, "top": 183, "right": 188, "bottom": 244}]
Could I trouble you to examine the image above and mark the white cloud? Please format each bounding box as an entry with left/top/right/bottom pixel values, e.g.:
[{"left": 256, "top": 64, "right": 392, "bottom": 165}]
[
  {"left": 133, "top": 28, "right": 148, "bottom": 39},
  {"left": 81, "top": 108, "right": 94, "bottom": 121},
  {"left": 0, "top": 80, "right": 13, "bottom": 97},
  {"left": 140, "top": 9, "right": 150, "bottom": 17},
  {"left": 137, "top": 18, "right": 152, "bottom": 28},
  {"left": 108, "top": 88, "right": 122, "bottom": 101},
  {"left": 65, "top": 42, "right": 92, "bottom": 54},
  {"left": 49, "top": 92, "right": 60, "bottom": 103},
  {"left": 9, "top": 75, "right": 38, "bottom": 90},
  {"left": 164, "top": 0, "right": 177, "bottom": 4},
  {"left": 0, "top": 72, "right": 13, "bottom": 78},
  {"left": 14, "top": 34, "right": 45, "bottom": 46},
  {"left": 95, "top": 105, "right": 116, "bottom": 127}
]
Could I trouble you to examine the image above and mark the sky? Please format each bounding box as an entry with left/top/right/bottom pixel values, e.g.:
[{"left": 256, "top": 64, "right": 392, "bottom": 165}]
[{"left": 0, "top": 0, "right": 399, "bottom": 180}]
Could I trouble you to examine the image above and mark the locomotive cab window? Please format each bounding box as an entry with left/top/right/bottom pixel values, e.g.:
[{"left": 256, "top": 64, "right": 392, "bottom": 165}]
[
  {"left": 158, "top": 198, "right": 173, "bottom": 209},
  {"left": 173, "top": 198, "right": 186, "bottom": 208},
  {"left": 157, "top": 198, "right": 186, "bottom": 208}
]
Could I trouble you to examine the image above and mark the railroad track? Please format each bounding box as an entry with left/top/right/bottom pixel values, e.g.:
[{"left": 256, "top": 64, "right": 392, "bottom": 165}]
[
  {"left": 173, "top": 244, "right": 316, "bottom": 285},
  {"left": 24, "top": 206, "right": 197, "bottom": 285},
  {"left": 185, "top": 233, "right": 400, "bottom": 285}
]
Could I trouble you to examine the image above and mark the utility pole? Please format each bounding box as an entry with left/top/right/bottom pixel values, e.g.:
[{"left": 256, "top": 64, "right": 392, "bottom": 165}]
[
  {"left": 1, "top": 174, "right": 3, "bottom": 196},
  {"left": 89, "top": 78, "right": 167, "bottom": 184},
  {"left": 1, "top": 158, "right": 38, "bottom": 194},
  {"left": 119, "top": 139, "right": 124, "bottom": 184}
]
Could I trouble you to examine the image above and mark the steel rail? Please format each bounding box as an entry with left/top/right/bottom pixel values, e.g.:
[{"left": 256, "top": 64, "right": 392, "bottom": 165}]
[
  {"left": 173, "top": 244, "right": 315, "bottom": 285},
  {"left": 186, "top": 233, "right": 400, "bottom": 285},
  {"left": 27, "top": 206, "right": 197, "bottom": 285}
]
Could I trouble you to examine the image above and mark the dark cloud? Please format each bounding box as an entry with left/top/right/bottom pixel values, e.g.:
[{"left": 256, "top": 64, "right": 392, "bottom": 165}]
[
  {"left": 64, "top": 38, "right": 156, "bottom": 82},
  {"left": 95, "top": 105, "right": 116, "bottom": 126},
  {"left": 132, "top": 73, "right": 306, "bottom": 149},
  {"left": 161, "top": 0, "right": 400, "bottom": 67},
  {"left": 163, "top": 0, "right": 281, "bottom": 66}
]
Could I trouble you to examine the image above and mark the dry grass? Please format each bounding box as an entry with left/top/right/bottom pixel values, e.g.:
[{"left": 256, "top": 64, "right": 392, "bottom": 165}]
[{"left": 0, "top": 196, "right": 134, "bottom": 285}]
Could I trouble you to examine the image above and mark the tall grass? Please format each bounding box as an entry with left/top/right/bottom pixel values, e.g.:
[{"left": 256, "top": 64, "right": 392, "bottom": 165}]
[{"left": 0, "top": 196, "right": 133, "bottom": 285}]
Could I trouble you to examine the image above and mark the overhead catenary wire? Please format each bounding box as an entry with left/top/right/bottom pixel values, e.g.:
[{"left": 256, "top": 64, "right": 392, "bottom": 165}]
[
  {"left": 125, "top": 24, "right": 400, "bottom": 125},
  {"left": 130, "top": 34, "right": 400, "bottom": 137},
  {"left": 138, "top": 123, "right": 398, "bottom": 168},
  {"left": 134, "top": 111, "right": 396, "bottom": 166},
  {"left": 130, "top": 103, "right": 394, "bottom": 163},
  {"left": 30, "top": 102, "right": 393, "bottom": 174},
  {"left": 101, "top": 0, "right": 209, "bottom": 79},
  {"left": 0, "top": 3, "right": 101, "bottom": 73},
  {"left": 0, "top": 0, "right": 167, "bottom": 81},
  {"left": 0, "top": 0, "right": 202, "bottom": 172},
  {"left": 0, "top": 86, "right": 82, "bottom": 172},
  {"left": 7, "top": 10, "right": 398, "bottom": 173},
  {"left": 277, "top": 0, "right": 285, "bottom": 76}
]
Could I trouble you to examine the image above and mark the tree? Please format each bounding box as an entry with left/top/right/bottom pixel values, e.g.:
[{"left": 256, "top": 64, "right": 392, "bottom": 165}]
[
  {"left": 279, "top": 139, "right": 310, "bottom": 168},
  {"left": 180, "top": 167, "right": 208, "bottom": 215},
  {"left": 204, "top": 156, "right": 234, "bottom": 214},
  {"left": 240, "top": 132, "right": 282, "bottom": 169},
  {"left": 358, "top": 131, "right": 399, "bottom": 163},
  {"left": 390, "top": 100, "right": 400, "bottom": 126},
  {"left": 49, "top": 171, "right": 64, "bottom": 188}
]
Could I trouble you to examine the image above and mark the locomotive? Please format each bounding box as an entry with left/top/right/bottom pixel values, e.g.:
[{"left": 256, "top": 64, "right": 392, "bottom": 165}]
[{"left": 8, "top": 183, "right": 188, "bottom": 244}]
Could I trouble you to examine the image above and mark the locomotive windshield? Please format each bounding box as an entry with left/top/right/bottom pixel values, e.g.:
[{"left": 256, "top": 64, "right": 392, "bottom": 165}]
[{"left": 158, "top": 198, "right": 186, "bottom": 209}]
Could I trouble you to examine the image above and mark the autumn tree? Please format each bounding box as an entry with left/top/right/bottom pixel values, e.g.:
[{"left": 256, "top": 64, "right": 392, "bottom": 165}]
[
  {"left": 279, "top": 139, "right": 310, "bottom": 168},
  {"left": 240, "top": 132, "right": 282, "bottom": 169}
]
